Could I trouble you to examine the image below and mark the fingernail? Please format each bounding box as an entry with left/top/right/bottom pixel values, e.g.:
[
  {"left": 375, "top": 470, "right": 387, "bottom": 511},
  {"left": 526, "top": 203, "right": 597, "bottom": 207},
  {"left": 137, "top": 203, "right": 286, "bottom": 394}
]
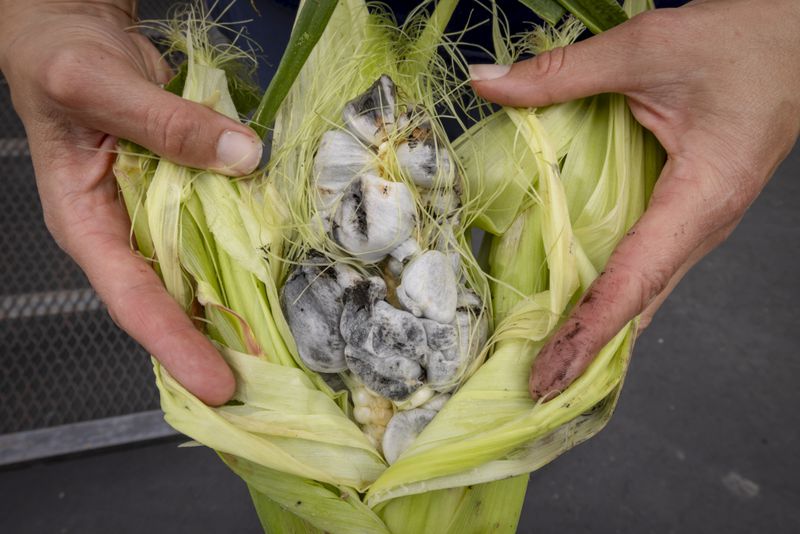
[
  {"left": 468, "top": 63, "right": 511, "bottom": 81},
  {"left": 215, "top": 130, "right": 263, "bottom": 175}
]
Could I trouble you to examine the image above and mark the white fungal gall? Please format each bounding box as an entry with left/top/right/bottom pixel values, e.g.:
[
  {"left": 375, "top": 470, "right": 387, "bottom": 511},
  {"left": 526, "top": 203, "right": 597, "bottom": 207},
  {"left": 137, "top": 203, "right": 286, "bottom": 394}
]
[
  {"left": 386, "top": 257, "right": 404, "bottom": 278},
  {"left": 340, "top": 277, "right": 387, "bottom": 346},
  {"left": 394, "top": 385, "right": 436, "bottom": 411},
  {"left": 421, "top": 393, "right": 451, "bottom": 412},
  {"left": 389, "top": 237, "right": 420, "bottom": 262},
  {"left": 315, "top": 130, "right": 375, "bottom": 186},
  {"left": 396, "top": 250, "right": 458, "bottom": 324},
  {"left": 344, "top": 345, "right": 424, "bottom": 401},
  {"left": 419, "top": 290, "right": 488, "bottom": 391},
  {"left": 283, "top": 75, "right": 492, "bottom": 455},
  {"left": 449, "top": 305, "right": 489, "bottom": 383},
  {"left": 365, "top": 301, "right": 430, "bottom": 363},
  {"left": 394, "top": 107, "right": 454, "bottom": 190},
  {"left": 331, "top": 173, "right": 416, "bottom": 263},
  {"left": 314, "top": 130, "right": 376, "bottom": 216},
  {"left": 382, "top": 408, "right": 437, "bottom": 464},
  {"left": 280, "top": 260, "right": 351, "bottom": 373},
  {"left": 342, "top": 75, "right": 397, "bottom": 147},
  {"left": 457, "top": 288, "right": 483, "bottom": 309},
  {"left": 395, "top": 137, "right": 453, "bottom": 190},
  {"left": 425, "top": 350, "right": 460, "bottom": 390}
]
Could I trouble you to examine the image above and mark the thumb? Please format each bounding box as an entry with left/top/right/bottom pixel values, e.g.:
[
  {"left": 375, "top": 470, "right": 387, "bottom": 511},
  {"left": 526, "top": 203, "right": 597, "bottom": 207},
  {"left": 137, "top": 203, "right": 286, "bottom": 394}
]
[
  {"left": 59, "top": 63, "right": 263, "bottom": 176},
  {"left": 469, "top": 20, "right": 640, "bottom": 108}
]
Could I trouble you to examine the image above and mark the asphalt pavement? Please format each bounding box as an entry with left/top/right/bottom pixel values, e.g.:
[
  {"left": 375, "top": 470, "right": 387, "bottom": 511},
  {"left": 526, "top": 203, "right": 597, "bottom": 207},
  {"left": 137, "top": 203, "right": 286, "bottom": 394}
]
[{"left": 2, "top": 143, "right": 798, "bottom": 534}]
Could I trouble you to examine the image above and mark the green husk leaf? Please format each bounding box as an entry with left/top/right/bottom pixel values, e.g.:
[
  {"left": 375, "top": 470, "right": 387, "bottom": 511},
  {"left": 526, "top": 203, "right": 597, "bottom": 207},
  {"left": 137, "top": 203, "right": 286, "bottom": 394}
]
[
  {"left": 555, "top": 0, "right": 628, "bottom": 34},
  {"left": 226, "top": 457, "right": 390, "bottom": 534},
  {"left": 156, "top": 347, "right": 386, "bottom": 491},
  {"left": 114, "top": 142, "right": 156, "bottom": 262},
  {"left": 249, "top": 486, "right": 325, "bottom": 534},
  {"left": 377, "top": 474, "right": 529, "bottom": 534},
  {"left": 489, "top": 204, "right": 547, "bottom": 323},
  {"left": 517, "top": 0, "right": 567, "bottom": 26},
  {"left": 163, "top": 62, "right": 188, "bottom": 96},
  {"left": 624, "top": 0, "right": 656, "bottom": 17}
]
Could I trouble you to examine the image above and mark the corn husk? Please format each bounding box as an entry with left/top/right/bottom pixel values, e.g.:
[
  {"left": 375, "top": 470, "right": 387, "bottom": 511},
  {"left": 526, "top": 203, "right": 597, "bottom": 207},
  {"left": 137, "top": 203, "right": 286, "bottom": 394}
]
[{"left": 115, "top": 1, "right": 665, "bottom": 531}]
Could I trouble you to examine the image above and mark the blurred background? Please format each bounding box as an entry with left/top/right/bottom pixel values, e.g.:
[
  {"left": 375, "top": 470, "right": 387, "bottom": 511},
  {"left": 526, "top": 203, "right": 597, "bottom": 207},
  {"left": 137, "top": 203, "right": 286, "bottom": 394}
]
[{"left": 1, "top": 1, "right": 798, "bottom": 533}]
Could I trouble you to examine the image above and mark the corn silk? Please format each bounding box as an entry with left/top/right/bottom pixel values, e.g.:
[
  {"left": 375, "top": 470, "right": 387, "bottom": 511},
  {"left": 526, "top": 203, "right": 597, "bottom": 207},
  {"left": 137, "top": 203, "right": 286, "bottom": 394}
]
[{"left": 113, "top": 0, "right": 664, "bottom": 532}]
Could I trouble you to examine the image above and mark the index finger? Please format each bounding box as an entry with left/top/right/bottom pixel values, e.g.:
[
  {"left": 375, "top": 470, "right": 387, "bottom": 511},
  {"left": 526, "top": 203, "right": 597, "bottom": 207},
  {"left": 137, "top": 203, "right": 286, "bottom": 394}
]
[
  {"left": 59, "top": 152, "right": 236, "bottom": 406},
  {"left": 530, "top": 157, "right": 735, "bottom": 399}
]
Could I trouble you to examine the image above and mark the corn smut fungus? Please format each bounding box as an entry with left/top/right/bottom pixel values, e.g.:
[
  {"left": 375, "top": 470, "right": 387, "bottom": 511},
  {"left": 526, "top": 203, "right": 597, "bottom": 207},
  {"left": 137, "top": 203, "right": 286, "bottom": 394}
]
[{"left": 114, "top": 1, "right": 664, "bottom": 532}]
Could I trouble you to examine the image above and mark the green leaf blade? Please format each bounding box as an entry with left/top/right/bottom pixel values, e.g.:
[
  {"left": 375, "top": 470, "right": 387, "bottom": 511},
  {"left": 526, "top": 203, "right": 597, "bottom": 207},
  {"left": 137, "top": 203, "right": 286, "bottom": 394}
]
[
  {"left": 251, "top": 0, "right": 339, "bottom": 139},
  {"left": 517, "top": 0, "right": 567, "bottom": 27}
]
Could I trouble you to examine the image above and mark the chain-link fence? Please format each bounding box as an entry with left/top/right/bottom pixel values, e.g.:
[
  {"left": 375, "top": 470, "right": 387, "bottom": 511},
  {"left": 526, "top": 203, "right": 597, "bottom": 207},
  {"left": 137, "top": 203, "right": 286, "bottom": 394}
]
[
  {"left": 0, "top": 76, "right": 159, "bottom": 437},
  {"left": 0, "top": 0, "right": 189, "bottom": 457}
]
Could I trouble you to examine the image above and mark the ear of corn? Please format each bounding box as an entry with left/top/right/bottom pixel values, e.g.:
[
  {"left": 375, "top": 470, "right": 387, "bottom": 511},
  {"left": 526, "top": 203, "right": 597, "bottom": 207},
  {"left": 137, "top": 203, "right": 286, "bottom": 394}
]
[
  {"left": 375, "top": 472, "right": 529, "bottom": 534},
  {"left": 115, "top": 1, "right": 665, "bottom": 532}
]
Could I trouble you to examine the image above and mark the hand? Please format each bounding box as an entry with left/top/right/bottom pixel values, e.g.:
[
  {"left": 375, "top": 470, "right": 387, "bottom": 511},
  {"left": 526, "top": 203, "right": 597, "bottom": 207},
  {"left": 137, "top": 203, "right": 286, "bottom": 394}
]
[
  {"left": 0, "top": 0, "right": 264, "bottom": 405},
  {"left": 469, "top": 0, "right": 800, "bottom": 400}
]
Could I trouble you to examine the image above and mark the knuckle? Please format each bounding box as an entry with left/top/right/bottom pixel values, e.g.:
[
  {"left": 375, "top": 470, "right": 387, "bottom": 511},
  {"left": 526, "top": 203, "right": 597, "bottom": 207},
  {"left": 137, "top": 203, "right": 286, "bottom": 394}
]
[
  {"left": 701, "top": 165, "right": 758, "bottom": 228},
  {"left": 146, "top": 101, "right": 201, "bottom": 159},
  {"left": 635, "top": 267, "right": 671, "bottom": 308},
  {"left": 526, "top": 46, "right": 568, "bottom": 80},
  {"left": 39, "top": 47, "right": 92, "bottom": 109},
  {"left": 613, "top": 261, "right": 672, "bottom": 311},
  {"left": 651, "top": 165, "right": 746, "bottom": 238}
]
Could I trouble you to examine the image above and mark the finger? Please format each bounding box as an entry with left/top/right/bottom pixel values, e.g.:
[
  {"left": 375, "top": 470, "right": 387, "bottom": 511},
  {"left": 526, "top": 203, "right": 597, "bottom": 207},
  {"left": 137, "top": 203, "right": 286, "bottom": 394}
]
[
  {"left": 46, "top": 53, "right": 262, "bottom": 176},
  {"left": 636, "top": 254, "right": 694, "bottom": 333},
  {"left": 62, "top": 137, "right": 236, "bottom": 405},
  {"left": 469, "top": 16, "right": 646, "bottom": 108},
  {"left": 530, "top": 157, "right": 734, "bottom": 400},
  {"left": 638, "top": 219, "right": 738, "bottom": 331}
]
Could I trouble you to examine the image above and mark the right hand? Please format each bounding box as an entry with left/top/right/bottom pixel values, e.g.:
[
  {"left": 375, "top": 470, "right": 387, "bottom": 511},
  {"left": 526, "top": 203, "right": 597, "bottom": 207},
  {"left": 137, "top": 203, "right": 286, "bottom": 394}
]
[{"left": 0, "top": 0, "right": 264, "bottom": 405}]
